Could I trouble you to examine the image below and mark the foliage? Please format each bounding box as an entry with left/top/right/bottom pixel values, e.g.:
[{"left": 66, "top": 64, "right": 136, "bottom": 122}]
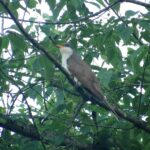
[{"left": 0, "top": 0, "right": 150, "bottom": 149}]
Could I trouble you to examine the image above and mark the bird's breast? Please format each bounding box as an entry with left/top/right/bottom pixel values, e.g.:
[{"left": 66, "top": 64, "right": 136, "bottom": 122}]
[
  {"left": 61, "top": 53, "right": 80, "bottom": 84},
  {"left": 61, "top": 53, "right": 72, "bottom": 73}
]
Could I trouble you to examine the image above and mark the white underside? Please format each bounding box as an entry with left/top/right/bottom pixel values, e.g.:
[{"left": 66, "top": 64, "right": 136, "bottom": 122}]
[
  {"left": 61, "top": 53, "right": 80, "bottom": 83},
  {"left": 59, "top": 46, "right": 73, "bottom": 73},
  {"left": 60, "top": 47, "right": 80, "bottom": 84},
  {"left": 61, "top": 53, "right": 71, "bottom": 73}
]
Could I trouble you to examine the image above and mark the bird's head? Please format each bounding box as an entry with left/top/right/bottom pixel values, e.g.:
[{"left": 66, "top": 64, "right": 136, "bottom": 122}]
[{"left": 56, "top": 43, "right": 73, "bottom": 55}]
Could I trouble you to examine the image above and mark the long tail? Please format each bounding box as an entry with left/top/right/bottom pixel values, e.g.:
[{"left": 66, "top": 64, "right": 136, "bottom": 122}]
[
  {"left": 86, "top": 84, "right": 119, "bottom": 120},
  {"left": 93, "top": 89, "right": 119, "bottom": 120},
  {"left": 103, "top": 99, "right": 119, "bottom": 120}
]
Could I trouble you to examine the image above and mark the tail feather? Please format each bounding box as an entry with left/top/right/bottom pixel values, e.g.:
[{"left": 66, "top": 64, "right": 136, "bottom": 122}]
[{"left": 103, "top": 100, "right": 119, "bottom": 120}]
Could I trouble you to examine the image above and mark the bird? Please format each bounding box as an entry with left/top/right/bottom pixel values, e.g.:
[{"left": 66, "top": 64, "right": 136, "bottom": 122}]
[{"left": 57, "top": 43, "right": 118, "bottom": 119}]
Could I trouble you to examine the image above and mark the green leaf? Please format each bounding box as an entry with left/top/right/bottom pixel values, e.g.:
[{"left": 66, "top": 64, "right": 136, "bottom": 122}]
[
  {"left": 139, "top": 20, "right": 150, "bottom": 31},
  {"left": 80, "top": 25, "right": 96, "bottom": 37},
  {"left": 125, "top": 10, "right": 137, "bottom": 18},
  {"left": 133, "top": 46, "right": 148, "bottom": 72},
  {"left": 0, "top": 107, "right": 6, "bottom": 113},
  {"left": 116, "top": 24, "right": 133, "bottom": 44},
  {"left": 127, "top": 45, "right": 148, "bottom": 73},
  {"left": 27, "top": 0, "right": 37, "bottom": 8},
  {"left": 109, "top": 0, "right": 120, "bottom": 11},
  {"left": 106, "top": 46, "right": 122, "bottom": 68},
  {"left": 1, "top": 130, "right": 11, "bottom": 142},
  {"left": 85, "top": 1, "right": 100, "bottom": 9},
  {"left": 53, "top": 135, "right": 64, "bottom": 145},
  {"left": 0, "top": 3, "right": 4, "bottom": 13},
  {"left": 145, "top": 143, "right": 150, "bottom": 150},
  {"left": 141, "top": 31, "right": 150, "bottom": 42},
  {"left": 0, "top": 116, "right": 6, "bottom": 124},
  {"left": 1, "top": 35, "right": 9, "bottom": 49},
  {"left": 98, "top": 69, "right": 113, "bottom": 87},
  {"left": 67, "top": 1, "right": 78, "bottom": 20},
  {"left": 40, "top": 24, "right": 51, "bottom": 35},
  {"left": 47, "top": 0, "right": 56, "bottom": 11},
  {"left": 0, "top": 36, "right": 9, "bottom": 54},
  {"left": 53, "top": 1, "right": 65, "bottom": 19},
  {"left": 96, "top": 0, "right": 105, "bottom": 7},
  {"left": 26, "top": 84, "right": 42, "bottom": 99},
  {"left": 55, "top": 89, "right": 65, "bottom": 106},
  {"left": 70, "top": 0, "right": 84, "bottom": 9},
  {"left": 0, "top": 37, "right": 2, "bottom": 54},
  {"left": 21, "top": 141, "right": 42, "bottom": 150},
  {"left": 9, "top": 1, "right": 20, "bottom": 17},
  {"left": 8, "top": 32, "right": 27, "bottom": 67},
  {"left": 8, "top": 31, "right": 27, "bottom": 51},
  {"left": 28, "top": 55, "right": 54, "bottom": 80}
]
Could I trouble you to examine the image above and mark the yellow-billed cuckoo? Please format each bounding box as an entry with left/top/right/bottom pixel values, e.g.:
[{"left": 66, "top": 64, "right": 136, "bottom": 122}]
[{"left": 57, "top": 44, "right": 118, "bottom": 118}]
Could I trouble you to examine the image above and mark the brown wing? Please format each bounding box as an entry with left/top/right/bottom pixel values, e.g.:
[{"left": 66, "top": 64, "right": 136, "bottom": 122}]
[{"left": 67, "top": 52, "right": 105, "bottom": 101}]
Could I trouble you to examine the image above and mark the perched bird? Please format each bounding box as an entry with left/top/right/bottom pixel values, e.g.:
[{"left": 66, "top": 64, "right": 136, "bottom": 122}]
[{"left": 57, "top": 43, "right": 118, "bottom": 118}]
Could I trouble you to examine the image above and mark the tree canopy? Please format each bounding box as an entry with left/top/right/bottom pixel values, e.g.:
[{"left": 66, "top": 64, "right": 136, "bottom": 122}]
[{"left": 0, "top": 0, "right": 150, "bottom": 150}]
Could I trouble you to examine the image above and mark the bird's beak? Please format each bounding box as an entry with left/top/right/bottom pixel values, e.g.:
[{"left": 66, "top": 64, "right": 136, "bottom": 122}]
[{"left": 56, "top": 44, "right": 64, "bottom": 48}]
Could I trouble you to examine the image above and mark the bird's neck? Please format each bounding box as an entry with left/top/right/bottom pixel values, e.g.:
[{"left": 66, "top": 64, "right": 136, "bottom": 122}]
[{"left": 61, "top": 51, "right": 73, "bottom": 73}]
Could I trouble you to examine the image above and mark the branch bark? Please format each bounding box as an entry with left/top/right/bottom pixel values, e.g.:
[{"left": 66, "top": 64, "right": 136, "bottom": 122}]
[
  {"left": 125, "top": 0, "right": 150, "bottom": 8},
  {"left": 0, "top": 0, "right": 150, "bottom": 135},
  {"left": 0, "top": 114, "right": 88, "bottom": 150},
  {"left": 0, "top": 114, "right": 39, "bottom": 140}
]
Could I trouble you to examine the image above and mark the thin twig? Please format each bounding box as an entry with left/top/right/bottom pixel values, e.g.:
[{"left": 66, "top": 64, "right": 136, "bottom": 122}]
[
  {"left": 0, "top": 68, "right": 46, "bottom": 149},
  {"left": 104, "top": 0, "right": 143, "bottom": 46},
  {"left": 73, "top": 100, "right": 86, "bottom": 119},
  {"left": 0, "top": 1, "right": 119, "bottom": 25},
  {"left": 25, "top": 99, "right": 47, "bottom": 150},
  {"left": 125, "top": 0, "right": 150, "bottom": 8}
]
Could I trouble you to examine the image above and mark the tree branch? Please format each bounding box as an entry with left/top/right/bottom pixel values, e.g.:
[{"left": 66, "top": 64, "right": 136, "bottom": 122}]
[
  {"left": 0, "top": 113, "right": 88, "bottom": 150},
  {"left": 0, "top": 0, "right": 150, "bottom": 134},
  {"left": 125, "top": 0, "right": 150, "bottom": 8},
  {"left": 0, "top": 1, "right": 120, "bottom": 25},
  {"left": 0, "top": 113, "right": 39, "bottom": 140}
]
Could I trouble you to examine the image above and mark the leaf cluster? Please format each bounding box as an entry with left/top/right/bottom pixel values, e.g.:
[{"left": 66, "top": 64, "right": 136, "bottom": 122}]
[{"left": 0, "top": 0, "right": 150, "bottom": 149}]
